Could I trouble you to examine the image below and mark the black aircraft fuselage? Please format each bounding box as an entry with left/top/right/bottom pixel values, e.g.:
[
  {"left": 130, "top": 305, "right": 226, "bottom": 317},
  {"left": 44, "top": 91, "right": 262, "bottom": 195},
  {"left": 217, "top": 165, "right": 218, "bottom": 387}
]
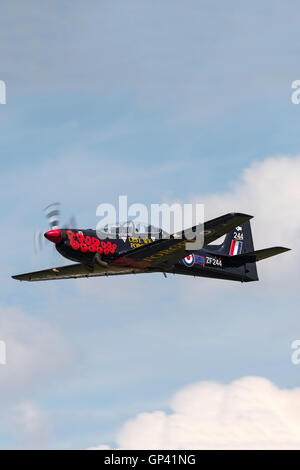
[
  {"left": 12, "top": 213, "right": 290, "bottom": 283},
  {"left": 54, "top": 228, "right": 252, "bottom": 282}
]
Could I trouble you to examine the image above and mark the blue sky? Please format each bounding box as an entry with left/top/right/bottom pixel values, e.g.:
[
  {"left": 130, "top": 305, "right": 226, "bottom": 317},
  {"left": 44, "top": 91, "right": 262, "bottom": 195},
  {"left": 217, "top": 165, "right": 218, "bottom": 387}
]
[{"left": 0, "top": 0, "right": 300, "bottom": 449}]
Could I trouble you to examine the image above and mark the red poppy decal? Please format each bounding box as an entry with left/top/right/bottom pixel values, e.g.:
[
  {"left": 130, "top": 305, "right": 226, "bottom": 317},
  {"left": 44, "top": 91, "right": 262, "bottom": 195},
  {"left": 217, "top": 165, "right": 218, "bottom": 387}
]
[{"left": 66, "top": 231, "right": 117, "bottom": 255}]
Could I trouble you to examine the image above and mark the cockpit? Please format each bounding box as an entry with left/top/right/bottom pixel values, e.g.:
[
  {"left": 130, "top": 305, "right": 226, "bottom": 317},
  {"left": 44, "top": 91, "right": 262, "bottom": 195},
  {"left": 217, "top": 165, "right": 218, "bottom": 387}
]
[{"left": 97, "top": 220, "right": 169, "bottom": 240}]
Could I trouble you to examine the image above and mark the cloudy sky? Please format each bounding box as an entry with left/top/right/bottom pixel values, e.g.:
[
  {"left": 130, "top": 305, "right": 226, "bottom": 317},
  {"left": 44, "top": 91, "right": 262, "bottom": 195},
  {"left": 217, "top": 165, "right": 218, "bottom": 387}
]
[{"left": 1, "top": 0, "right": 300, "bottom": 449}]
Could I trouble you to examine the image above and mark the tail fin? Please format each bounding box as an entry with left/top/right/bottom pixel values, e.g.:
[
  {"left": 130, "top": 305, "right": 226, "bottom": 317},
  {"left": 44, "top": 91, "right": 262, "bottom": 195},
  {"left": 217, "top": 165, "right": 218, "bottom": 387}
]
[
  {"left": 220, "top": 220, "right": 254, "bottom": 255},
  {"left": 210, "top": 220, "right": 259, "bottom": 281}
]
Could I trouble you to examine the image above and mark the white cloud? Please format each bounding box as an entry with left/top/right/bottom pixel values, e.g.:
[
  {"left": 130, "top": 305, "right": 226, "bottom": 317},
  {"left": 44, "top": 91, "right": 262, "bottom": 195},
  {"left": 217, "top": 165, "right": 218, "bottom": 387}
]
[
  {"left": 0, "top": 304, "right": 75, "bottom": 395},
  {"left": 201, "top": 155, "right": 300, "bottom": 243},
  {"left": 92, "top": 376, "right": 300, "bottom": 450},
  {"left": 88, "top": 444, "right": 111, "bottom": 450},
  {"left": 194, "top": 155, "right": 299, "bottom": 286},
  {"left": 0, "top": 304, "right": 75, "bottom": 448},
  {"left": 5, "top": 402, "right": 50, "bottom": 449}
]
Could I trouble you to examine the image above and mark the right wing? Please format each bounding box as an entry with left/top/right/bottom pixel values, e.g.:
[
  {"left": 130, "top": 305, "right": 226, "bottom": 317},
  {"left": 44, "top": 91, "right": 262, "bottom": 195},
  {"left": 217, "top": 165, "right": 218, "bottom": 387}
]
[
  {"left": 114, "top": 213, "right": 253, "bottom": 269},
  {"left": 114, "top": 212, "right": 253, "bottom": 268}
]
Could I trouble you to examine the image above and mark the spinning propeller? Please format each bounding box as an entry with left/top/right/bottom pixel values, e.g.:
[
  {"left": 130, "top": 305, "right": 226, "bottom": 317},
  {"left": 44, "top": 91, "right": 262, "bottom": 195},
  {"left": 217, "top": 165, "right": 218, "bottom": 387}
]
[{"left": 34, "top": 202, "right": 77, "bottom": 253}]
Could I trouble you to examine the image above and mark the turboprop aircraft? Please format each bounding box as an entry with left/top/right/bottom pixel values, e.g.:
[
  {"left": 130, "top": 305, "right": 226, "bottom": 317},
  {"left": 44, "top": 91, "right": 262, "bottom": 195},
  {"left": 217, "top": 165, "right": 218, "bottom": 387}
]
[{"left": 12, "top": 208, "right": 290, "bottom": 283}]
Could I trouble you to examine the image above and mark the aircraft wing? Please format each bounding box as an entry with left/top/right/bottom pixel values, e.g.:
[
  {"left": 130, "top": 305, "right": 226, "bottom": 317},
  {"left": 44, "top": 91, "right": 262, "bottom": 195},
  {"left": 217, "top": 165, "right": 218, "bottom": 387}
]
[
  {"left": 12, "top": 263, "right": 146, "bottom": 282},
  {"left": 115, "top": 212, "right": 253, "bottom": 269}
]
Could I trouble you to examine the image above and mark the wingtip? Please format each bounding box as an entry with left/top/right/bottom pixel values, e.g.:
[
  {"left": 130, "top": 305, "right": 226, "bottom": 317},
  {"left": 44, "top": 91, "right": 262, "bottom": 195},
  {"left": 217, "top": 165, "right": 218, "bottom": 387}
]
[
  {"left": 271, "top": 246, "right": 291, "bottom": 255},
  {"left": 235, "top": 212, "right": 254, "bottom": 220},
  {"left": 12, "top": 274, "right": 27, "bottom": 281},
  {"left": 228, "top": 211, "right": 253, "bottom": 218}
]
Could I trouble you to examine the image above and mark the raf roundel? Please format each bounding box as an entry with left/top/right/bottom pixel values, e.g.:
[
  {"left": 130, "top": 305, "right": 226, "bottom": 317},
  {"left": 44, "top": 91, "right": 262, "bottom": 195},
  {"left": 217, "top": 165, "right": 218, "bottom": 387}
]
[{"left": 183, "top": 254, "right": 195, "bottom": 267}]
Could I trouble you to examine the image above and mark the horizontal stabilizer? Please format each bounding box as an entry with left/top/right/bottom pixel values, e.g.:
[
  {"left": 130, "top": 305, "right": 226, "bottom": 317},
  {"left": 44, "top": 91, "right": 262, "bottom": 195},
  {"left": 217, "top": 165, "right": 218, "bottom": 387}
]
[
  {"left": 247, "top": 246, "right": 291, "bottom": 262},
  {"left": 220, "top": 246, "right": 291, "bottom": 267}
]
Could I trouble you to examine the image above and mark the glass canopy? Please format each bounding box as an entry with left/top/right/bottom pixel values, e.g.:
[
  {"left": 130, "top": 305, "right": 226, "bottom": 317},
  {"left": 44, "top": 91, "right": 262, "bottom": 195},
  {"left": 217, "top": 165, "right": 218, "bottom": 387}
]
[{"left": 97, "top": 220, "right": 169, "bottom": 239}]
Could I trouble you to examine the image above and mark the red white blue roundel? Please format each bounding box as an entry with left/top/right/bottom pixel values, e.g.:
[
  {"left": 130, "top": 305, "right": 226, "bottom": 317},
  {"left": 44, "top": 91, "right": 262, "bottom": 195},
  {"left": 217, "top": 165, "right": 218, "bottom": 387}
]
[{"left": 183, "top": 254, "right": 195, "bottom": 267}]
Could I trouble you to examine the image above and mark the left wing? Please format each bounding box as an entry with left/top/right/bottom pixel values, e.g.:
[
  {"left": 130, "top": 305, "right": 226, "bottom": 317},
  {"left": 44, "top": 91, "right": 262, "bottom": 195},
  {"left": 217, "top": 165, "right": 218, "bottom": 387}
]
[{"left": 12, "top": 263, "right": 147, "bottom": 282}]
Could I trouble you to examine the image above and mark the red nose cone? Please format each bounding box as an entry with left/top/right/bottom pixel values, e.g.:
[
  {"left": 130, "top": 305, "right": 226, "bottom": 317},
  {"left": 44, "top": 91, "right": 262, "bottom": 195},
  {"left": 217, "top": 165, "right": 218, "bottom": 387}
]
[{"left": 44, "top": 229, "right": 63, "bottom": 244}]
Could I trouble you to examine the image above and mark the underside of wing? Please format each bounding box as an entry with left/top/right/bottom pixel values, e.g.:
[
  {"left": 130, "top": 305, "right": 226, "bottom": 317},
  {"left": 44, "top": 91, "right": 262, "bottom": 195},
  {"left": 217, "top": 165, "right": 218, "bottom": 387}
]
[
  {"left": 12, "top": 263, "right": 147, "bottom": 282},
  {"left": 113, "top": 212, "right": 253, "bottom": 269}
]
